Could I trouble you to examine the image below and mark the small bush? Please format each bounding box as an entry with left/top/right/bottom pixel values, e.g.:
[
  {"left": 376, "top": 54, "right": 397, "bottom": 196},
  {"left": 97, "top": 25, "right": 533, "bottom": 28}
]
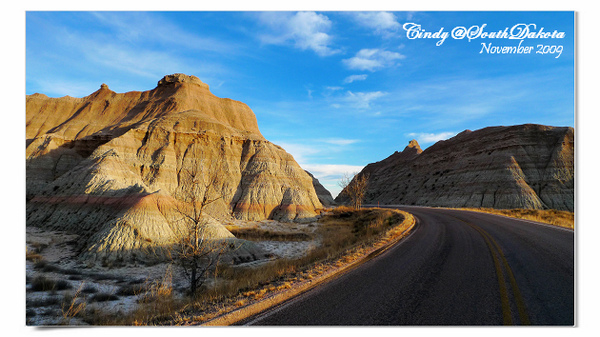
[
  {"left": 55, "top": 280, "right": 72, "bottom": 291},
  {"left": 62, "top": 268, "right": 83, "bottom": 276},
  {"left": 26, "top": 249, "right": 43, "bottom": 262},
  {"left": 30, "top": 275, "right": 57, "bottom": 292},
  {"left": 26, "top": 309, "right": 36, "bottom": 318},
  {"left": 90, "top": 293, "right": 120, "bottom": 302},
  {"left": 33, "top": 260, "right": 62, "bottom": 273},
  {"left": 81, "top": 285, "right": 98, "bottom": 294},
  {"left": 116, "top": 284, "right": 145, "bottom": 296},
  {"left": 229, "top": 228, "right": 312, "bottom": 241}
]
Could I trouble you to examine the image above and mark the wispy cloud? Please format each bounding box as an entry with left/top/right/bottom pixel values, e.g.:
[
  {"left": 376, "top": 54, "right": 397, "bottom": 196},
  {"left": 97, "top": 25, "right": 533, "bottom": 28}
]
[
  {"left": 273, "top": 138, "right": 360, "bottom": 164},
  {"left": 90, "top": 12, "right": 236, "bottom": 54},
  {"left": 29, "top": 78, "right": 102, "bottom": 98},
  {"left": 79, "top": 42, "right": 187, "bottom": 80},
  {"left": 350, "top": 12, "right": 401, "bottom": 37},
  {"left": 345, "top": 91, "right": 387, "bottom": 109},
  {"left": 26, "top": 12, "right": 235, "bottom": 93},
  {"left": 272, "top": 141, "right": 321, "bottom": 164},
  {"left": 270, "top": 136, "right": 365, "bottom": 198},
  {"left": 406, "top": 132, "right": 457, "bottom": 144},
  {"left": 302, "top": 163, "right": 365, "bottom": 198},
  {"left": 302, "top": 164, "right": 365, "bottom": 180},
  {"left": 321, "top": 138, "right": 360, "bottom": 146},
  {"left": 256, "top": 11, "right": 340, "bottom": 57},
  {"left": 343, "top": 74, "right": 368, "bottom": 84},
  {"left": 383, "top": 73, "right": 561, "bottom": 129},
  {"left": 342, "top": 49, "right": 405, "bottom": 71}
]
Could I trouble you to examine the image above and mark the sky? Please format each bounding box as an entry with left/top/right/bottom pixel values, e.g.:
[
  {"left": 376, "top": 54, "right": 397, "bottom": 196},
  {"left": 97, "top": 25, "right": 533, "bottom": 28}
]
[{"left": 25, "top": 11, "right": 575, "bottom": 197}]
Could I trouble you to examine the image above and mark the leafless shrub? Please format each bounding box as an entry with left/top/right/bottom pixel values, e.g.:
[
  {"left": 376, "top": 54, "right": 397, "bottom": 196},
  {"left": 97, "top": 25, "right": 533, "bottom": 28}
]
[
  {"left": 338, "top": 172, "right": 370, "bottom": 210},
  {"left": 170, "top": 145, "right": 229, "bottom": 296}
]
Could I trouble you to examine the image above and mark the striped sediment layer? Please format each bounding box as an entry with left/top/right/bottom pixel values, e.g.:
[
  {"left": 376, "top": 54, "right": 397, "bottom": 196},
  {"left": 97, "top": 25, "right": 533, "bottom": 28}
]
[
  {"left": 26, "top": 74, "right": 324, "bottom": 263},
  {"left": 337, "top": 124, "right": 574, "bottom": 212}
]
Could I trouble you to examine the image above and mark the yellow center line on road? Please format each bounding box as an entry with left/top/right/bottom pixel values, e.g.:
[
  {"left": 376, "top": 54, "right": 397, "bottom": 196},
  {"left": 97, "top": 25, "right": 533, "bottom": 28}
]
[
  {"left": 449, "top": 215, "right": 530, "bottom": 325},
  {"left": 484, "top": 228, "right": 531, "bottom": 325}
]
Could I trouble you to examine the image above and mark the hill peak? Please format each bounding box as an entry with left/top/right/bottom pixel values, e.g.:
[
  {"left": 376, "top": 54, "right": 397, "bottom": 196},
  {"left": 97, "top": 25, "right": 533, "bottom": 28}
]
[
  {"left": 403, "top": 139, "right": 423, "bottom": 154},
  {"left": 157, "top": 73, "right": 209, "bottom": 90}
]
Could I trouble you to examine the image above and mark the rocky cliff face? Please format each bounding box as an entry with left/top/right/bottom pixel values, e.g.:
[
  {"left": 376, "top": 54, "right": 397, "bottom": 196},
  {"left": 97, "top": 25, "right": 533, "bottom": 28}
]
[
  {"left": 26, "top": 74, "right": 324, "bottom": 263},
  {"left": 336, "top": 124, "right": 574, "bottom": 211},
  {"left": 305, "top": 171, "right": 336, "bottom": 206}
]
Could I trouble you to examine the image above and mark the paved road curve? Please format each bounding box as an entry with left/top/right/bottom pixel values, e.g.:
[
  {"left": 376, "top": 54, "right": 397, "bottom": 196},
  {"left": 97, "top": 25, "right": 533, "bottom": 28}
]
[{"left": 242, "top": 206, "right": 574, "bottom": 326}]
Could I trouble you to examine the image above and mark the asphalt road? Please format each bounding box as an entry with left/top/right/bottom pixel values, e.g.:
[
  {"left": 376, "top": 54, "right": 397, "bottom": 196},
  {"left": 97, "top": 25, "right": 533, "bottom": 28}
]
[{"left": 242, "top": 206, "right": 574, "bottom": 326}]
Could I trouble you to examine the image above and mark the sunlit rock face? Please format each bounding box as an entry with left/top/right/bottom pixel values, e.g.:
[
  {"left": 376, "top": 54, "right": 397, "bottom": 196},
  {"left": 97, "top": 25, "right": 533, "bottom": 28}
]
[
  {"left": 26, "top": 74, "right": 324, "bottom": 262},
  {"left": 337, "top": 124, "right": 574, "bottom": 212}
]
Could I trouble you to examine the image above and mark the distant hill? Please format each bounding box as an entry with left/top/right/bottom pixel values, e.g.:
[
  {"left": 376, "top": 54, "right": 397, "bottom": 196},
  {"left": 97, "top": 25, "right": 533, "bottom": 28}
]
[{"left": 336, "top": 124, "right": 574, "bottom": 212}]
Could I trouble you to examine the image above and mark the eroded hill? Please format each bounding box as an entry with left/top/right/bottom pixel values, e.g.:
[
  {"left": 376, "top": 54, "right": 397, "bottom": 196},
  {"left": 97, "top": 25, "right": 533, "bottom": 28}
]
[
  {"left": 26, "top": 73, "right": 326, "bottom": 263},
  {"left": 336, "top": 124, "right": 574, "bottom": 212}
]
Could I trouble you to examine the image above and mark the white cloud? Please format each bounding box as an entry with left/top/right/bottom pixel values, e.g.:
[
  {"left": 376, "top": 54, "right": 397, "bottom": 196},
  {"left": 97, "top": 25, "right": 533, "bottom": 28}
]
[
  {"left": 31, "top": 78, "right": 101, "bottom": 98},
  {"left": 272, "top": 138, "right": 364, "bottom": 198},
  {"left": 406, "top": 132, "right": 457, "bottom": 144},
  {"left": 325, "top": 86, "right": 344, "bottom": 91},
  {"left": 343, "top": 74, "right": 368, "bottom": 84},
  {"left": 342, "top": 49, "right": 405, "bottom": 71},
  {"left": 256, "top": 12, "right": 340, "bottom": 57},
  {"left": 302, "top": 163, "right": 365, "bottom": 198},
  {"left": 272, "top": 141, "right": 321, "bottom": 164},
  {"left": 351, "top": 12, "right": 400, "bottom": 36},
  {"left": 346, "top": 90, "right": 387, "bottom": 109},
  {"left": 302, "top": 164, "right": 365, "bottom": 180},
  {"left": 321, "top": 138, "right": 360, "bottom": 146}
]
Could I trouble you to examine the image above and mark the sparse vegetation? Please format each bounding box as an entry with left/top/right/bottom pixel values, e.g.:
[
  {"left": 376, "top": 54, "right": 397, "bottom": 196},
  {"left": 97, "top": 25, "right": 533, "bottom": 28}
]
[
  {"left": 159, "top": 207, "right": 411, "bottom": 325},
  {"left": 90, "top": 293, "right": 120, "bottom": 303},
  {"left": 226, "top": 226, "right": 312, "bottom": 241},
  {"left": 116, "top": 283, "right": 144, "bottom": 296},
  {"left": 461, "top": 208, "right": 574, "bottom": 229},
  {"left": 26, "top": 247, "right": 44, "bottom": 262},
  {"left": 26, "top": 207, "right": 413, "bottom": 326},
  {"left": 30, "top": 275, "right": 71, "bottom": 292},
  {"left": 338, "top": 172, "right": 370, "bottom": 210},
  {"left": 33, "top": 260, "right": 61, "bottom": 273},
  {"left": 129, "top": 267, "right": 183, "bottom": 325},
  {"left": 81, "top": 284, "right": 98, "bottom": 294},
  {"left": 60, "top": 284, "right": 86, "bottom": 324}
]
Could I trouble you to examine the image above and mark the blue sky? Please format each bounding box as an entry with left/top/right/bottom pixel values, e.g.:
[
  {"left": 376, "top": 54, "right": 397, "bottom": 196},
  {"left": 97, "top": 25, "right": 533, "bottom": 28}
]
[{"left": 26, "top": 11, "right": 575, "bottom": 197}]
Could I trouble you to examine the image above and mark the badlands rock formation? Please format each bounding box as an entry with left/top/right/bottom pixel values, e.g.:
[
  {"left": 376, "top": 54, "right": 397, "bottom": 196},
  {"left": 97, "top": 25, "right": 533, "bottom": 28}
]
[
  {"left": 26, "top": 74, "right": 324, "bottom": 263},
  {"left": 336, "top": 124, "right": 574, "bottom": 211},
  {"left": 305, "top": 171, "right": 336, "bottom": 206}
]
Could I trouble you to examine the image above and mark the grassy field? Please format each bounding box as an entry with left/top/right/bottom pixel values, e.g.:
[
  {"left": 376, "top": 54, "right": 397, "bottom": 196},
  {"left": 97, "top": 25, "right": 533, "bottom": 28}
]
[{"left": 460, "top": 207, "right": 574, "bottom": 229}]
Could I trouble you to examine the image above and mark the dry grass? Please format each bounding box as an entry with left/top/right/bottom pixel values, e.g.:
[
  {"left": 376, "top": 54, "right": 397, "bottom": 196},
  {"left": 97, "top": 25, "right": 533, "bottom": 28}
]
[
  {"left": 60, "top": 284, "right": 86, "bottom": 325},
  {"left": 26, "top": 248, "right": 44, "bottom": 262},
  {"left": 214, "top": 207, "right": 402, "bottom": 296},
  {"left": 155, "top": 208, "right": 411, "bottom": 325},
  {"left": 30, "top": 275, "right": 71, "bottom": 292},
  {"left": 78, "top": 267, "right": 183, "bottom": 325},
  {"left": 461, "top": 207, "right": 574, "bottom": 229},
  {"left": 226, "top": 227, "right": 312, "bottom": 241},
  {"left": 68, "top": 208, "right": 411, "bottom": 326}
]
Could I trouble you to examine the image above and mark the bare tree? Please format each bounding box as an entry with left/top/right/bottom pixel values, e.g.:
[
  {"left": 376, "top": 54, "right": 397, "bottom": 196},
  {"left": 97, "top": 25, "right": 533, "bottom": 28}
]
[
  {"left": 171, "top": 144, "right": 228, "bottom": 296},
  {"left": 338, "top": 172, "right": 370, "bottom": 210}
]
